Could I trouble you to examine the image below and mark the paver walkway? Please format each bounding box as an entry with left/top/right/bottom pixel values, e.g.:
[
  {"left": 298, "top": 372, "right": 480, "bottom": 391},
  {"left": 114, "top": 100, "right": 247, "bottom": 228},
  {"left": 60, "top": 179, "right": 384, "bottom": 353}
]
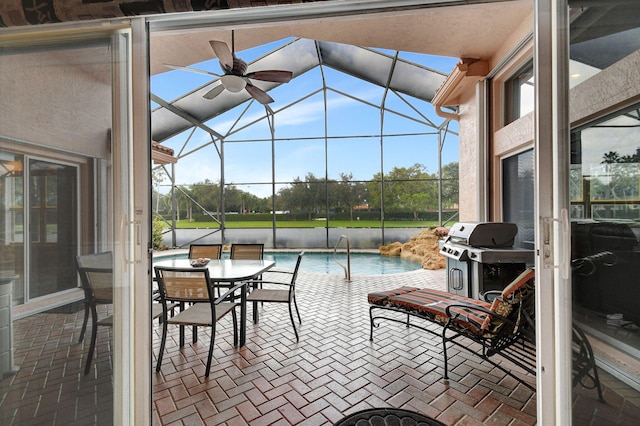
[{"left": 1, "top": 268, "right": 638, "bottom": 425}]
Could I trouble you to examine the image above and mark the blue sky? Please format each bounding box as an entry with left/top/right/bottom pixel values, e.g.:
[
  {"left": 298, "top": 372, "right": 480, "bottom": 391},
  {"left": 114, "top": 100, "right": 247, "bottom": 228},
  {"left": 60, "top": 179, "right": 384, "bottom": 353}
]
[{"left": 151, "top": 39, "right": 459, "bottom": 198}]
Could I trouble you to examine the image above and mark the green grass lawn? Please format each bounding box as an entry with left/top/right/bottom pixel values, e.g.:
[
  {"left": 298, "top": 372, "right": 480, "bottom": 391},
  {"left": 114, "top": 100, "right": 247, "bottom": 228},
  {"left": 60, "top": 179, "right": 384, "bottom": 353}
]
[{"left": 168, "top": 219, "right": 439, "bottom": 229}]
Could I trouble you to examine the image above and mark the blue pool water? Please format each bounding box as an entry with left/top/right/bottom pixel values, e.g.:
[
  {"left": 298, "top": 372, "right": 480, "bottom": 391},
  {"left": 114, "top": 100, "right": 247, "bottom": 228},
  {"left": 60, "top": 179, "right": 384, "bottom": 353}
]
[
  {"left": 264, "top": 252, "right": 421, "bottom": 275},
  {"left": 157, "top": 251, "right": 421, "bottom": 275}
]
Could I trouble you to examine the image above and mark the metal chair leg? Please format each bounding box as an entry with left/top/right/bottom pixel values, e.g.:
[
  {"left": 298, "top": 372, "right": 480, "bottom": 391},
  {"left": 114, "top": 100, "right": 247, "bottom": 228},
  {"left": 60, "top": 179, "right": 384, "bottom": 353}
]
[
  {"left": 79, "top": 303, "right": 90, "bottom": 343},
  {"left": 84, "top": 305, "right": 98, "bottom": 375}
]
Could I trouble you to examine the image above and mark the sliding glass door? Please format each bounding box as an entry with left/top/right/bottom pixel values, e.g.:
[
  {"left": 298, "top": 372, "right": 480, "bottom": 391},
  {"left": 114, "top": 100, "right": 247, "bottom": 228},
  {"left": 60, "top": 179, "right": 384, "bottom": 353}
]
[{"left": 0, "top": 25, "right": 138, "bottom": 424}]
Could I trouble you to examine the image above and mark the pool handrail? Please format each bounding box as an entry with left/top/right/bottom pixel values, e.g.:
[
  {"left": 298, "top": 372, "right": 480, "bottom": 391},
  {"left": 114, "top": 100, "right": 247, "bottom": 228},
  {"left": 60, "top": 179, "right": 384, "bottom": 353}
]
[{"left": 333, "top": 235, "right": 351, "bottom": 281}]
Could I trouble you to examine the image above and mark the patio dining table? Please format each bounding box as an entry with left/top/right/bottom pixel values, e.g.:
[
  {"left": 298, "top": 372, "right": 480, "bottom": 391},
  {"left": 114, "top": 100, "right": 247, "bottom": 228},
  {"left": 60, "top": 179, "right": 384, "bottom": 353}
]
[{"left": 153, "top": 258, "right": 275, "bottom": 346}]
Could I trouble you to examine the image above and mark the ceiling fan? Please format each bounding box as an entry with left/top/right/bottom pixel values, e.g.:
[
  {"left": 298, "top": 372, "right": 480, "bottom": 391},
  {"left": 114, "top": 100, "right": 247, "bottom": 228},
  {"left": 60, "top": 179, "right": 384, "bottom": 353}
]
[{"left": 165, "top": 31, "right": 293, "bottom": 104}]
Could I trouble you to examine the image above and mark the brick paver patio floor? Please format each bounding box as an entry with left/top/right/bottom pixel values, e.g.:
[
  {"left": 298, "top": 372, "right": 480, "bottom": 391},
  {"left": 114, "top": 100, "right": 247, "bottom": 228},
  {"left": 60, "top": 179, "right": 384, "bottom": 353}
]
[{"left": 1, "top": 268, "right": 639, "bottom": 425}]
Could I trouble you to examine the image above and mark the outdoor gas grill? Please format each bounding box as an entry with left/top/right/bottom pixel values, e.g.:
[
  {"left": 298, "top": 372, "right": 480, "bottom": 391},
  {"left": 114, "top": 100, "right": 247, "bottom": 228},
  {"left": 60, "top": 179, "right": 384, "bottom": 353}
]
[{"left": 439, "top": 222, "right": 535, "bottom": 299}]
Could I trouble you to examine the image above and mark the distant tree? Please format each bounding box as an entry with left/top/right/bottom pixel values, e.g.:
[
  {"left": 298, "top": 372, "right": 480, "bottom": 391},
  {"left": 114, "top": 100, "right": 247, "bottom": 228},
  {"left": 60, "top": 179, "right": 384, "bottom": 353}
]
[
  {"left": 602, "top": 151, "right": 622, "bottom": 164},
  {"left": 222, "top": 186, "right": 262, "bottom": 213},
  {"left": 223, "top": 185, "right": 242, "bottom": 212},
  {"left": 368, "top": 163, "right": 436, "bottom": 219},
  {"left": 440, "top": 162, "right": 459, "bottom": 209},
  {"left": 601, "top": 148, "right": 640, "bottom": 164},
  {"left": 595, "top": 149, "right": 640, "bottom": 201},
  {"left": 174, "top": 186, "right": 194, "bottom": 221},
  {"left": 333, "top": 173, "right": 368, "bottom": 220},
  {"left": 151, "top": 167, "right": 171, "bottom": 216},
  {"left": 188, "top": 180, "right": 221, "bottom": 219},
  {"left": 277, "top": 173, "right": 327, "bottom": 219}
]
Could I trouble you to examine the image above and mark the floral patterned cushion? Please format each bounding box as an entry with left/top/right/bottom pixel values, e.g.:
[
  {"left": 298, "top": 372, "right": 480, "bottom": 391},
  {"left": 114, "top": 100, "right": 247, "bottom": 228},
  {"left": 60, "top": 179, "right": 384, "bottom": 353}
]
[{"left": 481, "top": 269, "right": 535, "bottom": 336}]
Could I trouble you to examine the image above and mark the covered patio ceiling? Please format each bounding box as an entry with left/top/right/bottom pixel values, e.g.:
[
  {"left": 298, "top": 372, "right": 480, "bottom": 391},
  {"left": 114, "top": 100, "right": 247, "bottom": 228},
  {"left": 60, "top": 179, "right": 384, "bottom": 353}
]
[
  {"left": 149, "top": 1, "right": 534, "bottom": 144},
  {"left": 151, "top": 38, "right": 458, "bottom": 143},
  {"left": 149, "top": 2, "right": 533, "bottom": 76}
]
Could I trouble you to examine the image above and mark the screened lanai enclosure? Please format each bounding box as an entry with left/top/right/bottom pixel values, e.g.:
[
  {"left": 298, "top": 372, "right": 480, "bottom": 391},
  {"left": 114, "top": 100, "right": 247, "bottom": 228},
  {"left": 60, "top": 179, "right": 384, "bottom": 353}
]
[{"left": 151, "top": 35, "right": 460, "bottom": 249}]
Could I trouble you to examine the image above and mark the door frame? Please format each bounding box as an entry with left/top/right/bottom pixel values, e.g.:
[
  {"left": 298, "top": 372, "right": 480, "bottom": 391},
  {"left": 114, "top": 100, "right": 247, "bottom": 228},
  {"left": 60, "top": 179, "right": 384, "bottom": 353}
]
[{"left": 534, "top": 0, "right": 572, "bottom": 424}]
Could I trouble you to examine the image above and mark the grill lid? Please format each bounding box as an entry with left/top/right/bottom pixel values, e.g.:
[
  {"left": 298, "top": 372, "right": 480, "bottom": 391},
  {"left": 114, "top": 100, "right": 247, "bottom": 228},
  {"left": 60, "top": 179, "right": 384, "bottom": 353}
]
[{"left": 446, "top": 222, "right": 518, "bottom": 247}]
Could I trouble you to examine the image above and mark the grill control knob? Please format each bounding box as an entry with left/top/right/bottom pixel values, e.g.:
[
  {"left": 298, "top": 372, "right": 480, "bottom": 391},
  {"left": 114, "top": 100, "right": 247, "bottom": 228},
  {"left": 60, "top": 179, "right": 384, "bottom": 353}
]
[{"left": 469, "top": 252, "right": 477, "bottom": 259}]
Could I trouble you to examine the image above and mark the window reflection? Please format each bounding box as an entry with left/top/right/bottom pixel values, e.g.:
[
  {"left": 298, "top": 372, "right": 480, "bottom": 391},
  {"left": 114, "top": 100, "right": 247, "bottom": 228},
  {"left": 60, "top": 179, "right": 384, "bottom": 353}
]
[
  {"left": 571, "top": 107, "right": 640, "bottom": 219},
  {"left": 571, "top": 104, "right": 640, "bottom": 361},
  {"left": 0, "top": 153, "right": 25, "bottom": 304}
]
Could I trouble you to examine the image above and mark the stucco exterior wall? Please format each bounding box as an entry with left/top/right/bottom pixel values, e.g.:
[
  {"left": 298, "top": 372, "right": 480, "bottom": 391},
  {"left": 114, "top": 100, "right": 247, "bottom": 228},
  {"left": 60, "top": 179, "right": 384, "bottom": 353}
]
[
  {"left": 456, "top": 84, "right": 480, "bottom": 222},
  {"left": 570, "top": 49, "right": 640, "bottom": 126},
  {"left": 0, "top": 43, "right": 112, "bottom": 160},
  {"left": 454, "top": 12, "right": 533, "bottom": 223}
]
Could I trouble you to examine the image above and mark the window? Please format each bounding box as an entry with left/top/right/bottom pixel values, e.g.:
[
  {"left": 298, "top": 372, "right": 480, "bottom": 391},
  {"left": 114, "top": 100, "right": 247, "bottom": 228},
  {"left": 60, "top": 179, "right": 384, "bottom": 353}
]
[
  {"left": 502, "top": 149, "right": 534, "bottom": 249},
  {"left": 504, "top": 60, "right": 534, "bottom": 125}
]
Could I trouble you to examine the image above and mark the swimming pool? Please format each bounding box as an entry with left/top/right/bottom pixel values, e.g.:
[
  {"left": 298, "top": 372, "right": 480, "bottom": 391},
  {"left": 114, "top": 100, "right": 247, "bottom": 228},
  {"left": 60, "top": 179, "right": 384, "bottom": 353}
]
[
  {"left": 265, "top": 252, "right": 421, "bottom": 275},
  {"left": 155, "top": 251, "right": 421, "bottom": 275}
]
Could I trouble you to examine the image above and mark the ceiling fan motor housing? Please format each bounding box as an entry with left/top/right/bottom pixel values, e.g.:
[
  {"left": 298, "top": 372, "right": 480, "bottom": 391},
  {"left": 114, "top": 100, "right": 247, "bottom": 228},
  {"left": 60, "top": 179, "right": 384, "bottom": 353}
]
[{"left": 230, "top": 57, "right": 247, "bottom": 75}]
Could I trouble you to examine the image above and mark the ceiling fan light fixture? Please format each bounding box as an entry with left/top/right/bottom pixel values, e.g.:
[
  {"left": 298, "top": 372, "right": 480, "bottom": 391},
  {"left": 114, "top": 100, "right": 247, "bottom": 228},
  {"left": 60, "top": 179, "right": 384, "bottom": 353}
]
[{"left": 221, "top": 74, "right": 246, "bottom": 93}]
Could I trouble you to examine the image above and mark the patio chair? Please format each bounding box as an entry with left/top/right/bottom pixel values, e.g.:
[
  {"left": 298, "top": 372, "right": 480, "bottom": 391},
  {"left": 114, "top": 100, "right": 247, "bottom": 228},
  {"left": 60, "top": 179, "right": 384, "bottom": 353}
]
[
  {"left": 77, "top": 251, "right": 112, "bottom": 343},
  {"left": 246, "top": 251, "right": 304, "bottom": 341},
  {"left": 228, "top": 243, "right": 265, "bottom": 297},
  {"left": 188, "top": 244, "right": 223, "bottom": 260},
  {"left": 76, "top": 252, "right": 113, "bottom": 375},
  {"left": 230, "top": 243, "right": 264, "bottom": 260},
  {"left": 154, "top": 266, "right": 243, "bottom": 377},
  {"left": 183, "top": 244, "right": 224, "bottom": 342}
]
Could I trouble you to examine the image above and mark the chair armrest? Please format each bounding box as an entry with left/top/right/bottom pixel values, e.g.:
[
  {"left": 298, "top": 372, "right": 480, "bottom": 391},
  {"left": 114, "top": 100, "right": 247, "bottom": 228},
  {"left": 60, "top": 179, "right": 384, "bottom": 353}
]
[
  {"left": 444, "top": 302, "right": 519, "bottom": 331},
  {"left": 481, "top": 290, "right": 502, "bottom": 303},
  {"left": 444, "top": 302, "right": 498, "bottom": 319},
  {"left": 214, "top": 282, "right": 246, "bottom": 304},
  {"left": 263, "top": 269, "right": 294, "bottom": 277},
  {"left": 246, "top": 280, "right": 292, "bottom": 288}
]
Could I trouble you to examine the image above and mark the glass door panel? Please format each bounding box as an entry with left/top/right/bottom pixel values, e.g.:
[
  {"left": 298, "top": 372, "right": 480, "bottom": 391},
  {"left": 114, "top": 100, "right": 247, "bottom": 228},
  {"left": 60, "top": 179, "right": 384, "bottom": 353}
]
[
  {"left": 0, "top": 28, "right": 134, "bottom": 424},
  {"left": 568, "top": 0, "right": 640, "bottom": 415},
  {"left": 28, "top": 159, "right": 77, "bottom": 299}
]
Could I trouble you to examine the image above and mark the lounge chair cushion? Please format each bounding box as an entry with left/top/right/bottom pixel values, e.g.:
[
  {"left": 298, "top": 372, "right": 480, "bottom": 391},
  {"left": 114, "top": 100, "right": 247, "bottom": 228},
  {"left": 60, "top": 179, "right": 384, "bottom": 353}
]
[
  {"left": 367, "top": 286, "right": 421, "bottom": 306},
  {"left": 501, "top": 268, "right": 535, "bottom": 300},
  {"left": 387, "top": 288, "right": 492, "bottom": 335}
]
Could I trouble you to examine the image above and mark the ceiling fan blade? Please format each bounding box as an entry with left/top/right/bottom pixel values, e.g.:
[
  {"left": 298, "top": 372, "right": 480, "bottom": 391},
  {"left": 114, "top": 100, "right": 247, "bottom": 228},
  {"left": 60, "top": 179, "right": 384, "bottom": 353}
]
[
  {"left": 245, "top": 70, "right": 293, "bottom": 83},
  {"left": 164, "top": 63, "right": 222, "bottom": 77},
  {"left": 203, "top": 84, "right": 225, "bottom": 100},
  {"left": 245, "top": 84, "right": 274, "bottom": 105},
  {"left": 210, "top": 40, "right": 234, "bottom": 72}
]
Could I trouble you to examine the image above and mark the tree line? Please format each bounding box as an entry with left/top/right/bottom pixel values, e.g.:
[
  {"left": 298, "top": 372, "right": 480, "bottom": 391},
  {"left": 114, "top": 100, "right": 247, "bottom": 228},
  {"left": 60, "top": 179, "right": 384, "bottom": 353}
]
[{"left": 153, "top": 162, "right": 459, "bottom": 221}]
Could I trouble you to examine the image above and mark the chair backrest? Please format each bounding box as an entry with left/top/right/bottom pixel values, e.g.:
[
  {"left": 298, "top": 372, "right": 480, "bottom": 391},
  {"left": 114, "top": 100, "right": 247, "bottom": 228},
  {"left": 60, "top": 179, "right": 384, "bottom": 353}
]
[
  {"left": 230, "top": 243, "right": 264, "bottom": 260},
  {"left": 76, "top": 252, "right": 113, "bottom": 304},
  {"left": 82, "top": 268, "right": 113, "bottom": 303},
  {"left": 482, "top": 268, "right": 535, "bottom": 339},
  {"left": 188, "top": 244, "right": 223, "bottom": 260},
  {"left": 289, "top": 251, "right": 305, "bottom": 286},
  {"left": 155, "top": 266, "right": 212, "bottom": 303},
  {"left": 273, "top": 251, "right": 305, "bottom": 302},
  {"left": 76, "top": 251, "right": 112, "bottom": 269}
]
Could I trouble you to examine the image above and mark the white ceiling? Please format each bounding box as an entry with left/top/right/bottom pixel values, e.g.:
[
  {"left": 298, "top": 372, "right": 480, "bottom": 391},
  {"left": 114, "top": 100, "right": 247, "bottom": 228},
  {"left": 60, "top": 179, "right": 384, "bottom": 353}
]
[{"left": 150, "top": 1, "right": 533, "bottom": 76}]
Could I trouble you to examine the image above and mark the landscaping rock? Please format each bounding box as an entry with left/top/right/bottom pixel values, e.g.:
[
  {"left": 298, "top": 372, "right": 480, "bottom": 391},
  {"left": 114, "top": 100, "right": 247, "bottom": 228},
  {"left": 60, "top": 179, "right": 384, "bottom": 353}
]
[{"left": 379, "top": 226, "right": 448, "bottom": 270}]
